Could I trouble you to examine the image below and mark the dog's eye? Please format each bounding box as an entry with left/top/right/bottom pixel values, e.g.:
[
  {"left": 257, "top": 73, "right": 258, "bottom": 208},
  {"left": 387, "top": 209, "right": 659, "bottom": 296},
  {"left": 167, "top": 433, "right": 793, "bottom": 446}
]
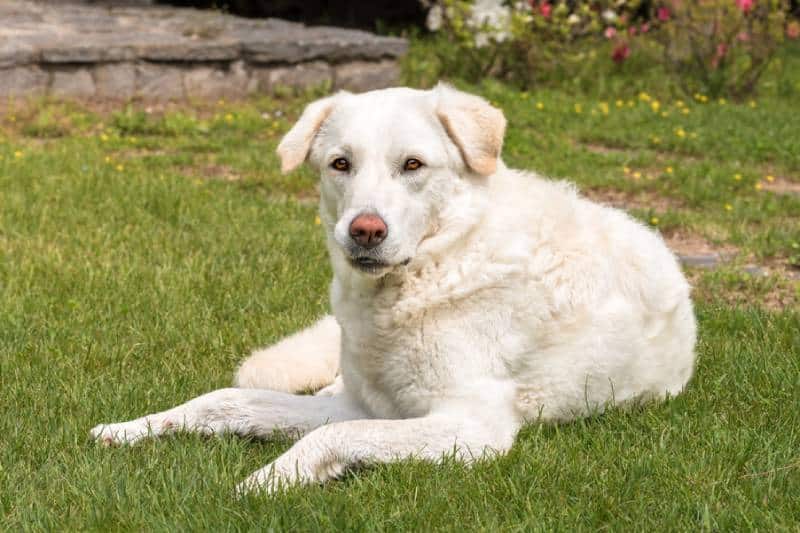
[
  {"left": 331, "top": 158, "right": 350, "bottom": 172},
  {"left": 404, "top": 158, "right": 423, "bottom": 171}
]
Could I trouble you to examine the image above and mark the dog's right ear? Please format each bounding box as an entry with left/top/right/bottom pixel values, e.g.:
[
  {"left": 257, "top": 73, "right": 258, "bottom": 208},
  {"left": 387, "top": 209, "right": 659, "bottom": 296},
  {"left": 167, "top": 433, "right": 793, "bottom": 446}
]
[{"left": 277, "top": 93, "right": 344, "bottom": 173}]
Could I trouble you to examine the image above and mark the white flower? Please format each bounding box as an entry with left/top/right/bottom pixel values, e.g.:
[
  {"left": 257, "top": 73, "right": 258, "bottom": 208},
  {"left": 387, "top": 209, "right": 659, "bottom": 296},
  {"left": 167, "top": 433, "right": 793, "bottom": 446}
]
[
  {"left": 468, "top": 0, "right": 511, "bottom": 47},
  {"left": 601, "top": 9, "right": 618, "bottom": 23},
  {"left": 426, "top": 4, "right": 443, "bottom": 31},
  {"left": 567, "top": 13, "right": 581, "bottom": 25}
]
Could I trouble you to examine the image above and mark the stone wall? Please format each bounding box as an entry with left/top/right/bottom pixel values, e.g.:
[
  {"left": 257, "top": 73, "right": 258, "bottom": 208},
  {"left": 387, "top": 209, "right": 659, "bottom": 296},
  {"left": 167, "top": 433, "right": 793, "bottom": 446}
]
[{"left": 0, "top": 1, "right": 408, "bottom": 100}]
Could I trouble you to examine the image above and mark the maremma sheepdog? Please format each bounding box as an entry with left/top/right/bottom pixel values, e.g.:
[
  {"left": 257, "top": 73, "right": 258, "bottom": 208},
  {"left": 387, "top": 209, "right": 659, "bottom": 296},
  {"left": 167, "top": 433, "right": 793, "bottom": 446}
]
[{"left": 92, "top": 84, "right": 697, "bottom": 494}]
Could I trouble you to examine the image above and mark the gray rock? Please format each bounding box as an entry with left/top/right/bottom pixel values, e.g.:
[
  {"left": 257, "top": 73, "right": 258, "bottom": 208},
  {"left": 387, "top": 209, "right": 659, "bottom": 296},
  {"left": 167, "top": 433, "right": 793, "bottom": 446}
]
[
  {"left": 50, "top": 67, "right": 96, "bottom": 98},
  {"left": 135, "top": 63, "right": 185, "bottom": 100},
  {"left": 0, "top": 42, "right": 37, "bottom": 68},
  {"left": 266, "top": 61, "right": 333, "bottom": 92},
  {"left": 94, "top": 62, "right": 136, "bottom": 99},
  {"left": 184, "top": 61, "right": 249, "bottom": 99},
  {"left": 334, "top": 60, "right": 399, "bottom": 92},
  {"left": 678, "top": 254, "right": 721, "bottom": 268},
  {"left": 0, "top": 65, "right": 48, "bottom": 97}
]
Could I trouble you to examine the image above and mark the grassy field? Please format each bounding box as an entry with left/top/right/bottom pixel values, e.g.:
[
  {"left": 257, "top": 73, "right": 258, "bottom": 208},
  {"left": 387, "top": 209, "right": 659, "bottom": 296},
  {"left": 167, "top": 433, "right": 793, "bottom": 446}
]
[{"left": 1, "top": 47, "right": 799, "bottom": 529}]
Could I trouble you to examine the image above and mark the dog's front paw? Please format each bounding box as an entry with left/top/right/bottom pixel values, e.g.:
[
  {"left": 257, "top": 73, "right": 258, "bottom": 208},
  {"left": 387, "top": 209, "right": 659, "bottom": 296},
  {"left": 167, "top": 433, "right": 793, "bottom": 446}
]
[
  {"left": 90, "top": 419, "right": 158, "bottom": 446},
  {"left": 236, "top": 448, "right": 346, "bottom": 496}
]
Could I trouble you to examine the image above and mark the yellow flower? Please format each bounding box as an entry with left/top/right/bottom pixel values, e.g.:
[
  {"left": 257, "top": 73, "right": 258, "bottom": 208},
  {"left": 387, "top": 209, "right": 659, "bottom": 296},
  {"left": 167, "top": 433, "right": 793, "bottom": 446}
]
[
  {"left": 675, "top": 100, "right": 685, "bottom": 107},
  {"left": 754, "top": 182, "right": 763, "bottom": 190},
  {"left": 718, "top": 98, "right": 727, "bottom": 105},
  {"left": 100, "top": 133, "right": 109, "bottom": 142},
  {"left": 130, "top": 136, "right": 138, "bottom": 144},
  {"left": 599, "top": 102, "right": 610, "bottom": 115},
  {"left": 615, "top": 100, "right": 624, "bottom": 108},
  {"left": 748, "top": 100, "right": 757, "bottom": 108},
  {"left": 627, "top": 100, "right": 635, "bottom": 107},
  {"left": 314, "top": 215, "right": 322, "bottom": 225},
  {"left": 665, "top": 166, "right": 674, "bottom": 174},
  {"left": 674, "top": 127, "right": 686, "bottom": 138},
  {"left": 224, "top": 113, "right": 234, "bottom": 122},
  {"left": 632, "top": 171, "right": 642, "bottom": 179},
  {"left": 536, "top": 101, "right": 544, "bottom": 110},
  {"left": 574, "top": 103, "right": 582, "bottom": 114},
  {"left": 661, "top": 111, "right": 670, "bottom": 118},
  {"left": 650, "top": 216, "right": 660, "bottom": 225},
  {"left": 638, "top": 92, "right": 651, "bottom": 102},
  {"left": 765, "top": 175, "right": 775, "bottom": 182},
  {"left": 14, "top": 150, "right": 23, "bottom": 158},
  {"left": 623, "top": 166, "right": 631, "bottom": 175},
  {"left": 104, "top": 156, "right": 112, "bottom": 163},
  {"left": 689, "top": 132, "right": 698, "bottom": 139},
  {"left": 521, "top": 92, "right": 530, "bottom": 100},
  {"left": 217, "top": 99, "right": 225, "bottom": 106},
  {"left": 116, "top": 164, "right": 124, "bottom": 172},
  {"left": 734, "top": 174, "right": 742, "bottom": 181},
  {"left": 651, "top": 101, "right": 660, "bottom": 113},
  {"left": 681, "top": 108, "right": 690, "bottom": 115},
  {"left": 724, "top": 203, "right": 733, "bottom": 211},
  {"left": 651, "top": 136, "right": 661, "bottom": 144}
]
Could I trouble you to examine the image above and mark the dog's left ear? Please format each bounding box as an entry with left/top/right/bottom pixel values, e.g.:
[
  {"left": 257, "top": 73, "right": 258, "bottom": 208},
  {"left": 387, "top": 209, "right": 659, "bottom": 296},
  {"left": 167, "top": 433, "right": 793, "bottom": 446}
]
[
  {"left": 277, "top": 92, "right": 347, "bottom": 173},
  {"left": 435, "top": 83, "right": 506, "bottom": 176}
]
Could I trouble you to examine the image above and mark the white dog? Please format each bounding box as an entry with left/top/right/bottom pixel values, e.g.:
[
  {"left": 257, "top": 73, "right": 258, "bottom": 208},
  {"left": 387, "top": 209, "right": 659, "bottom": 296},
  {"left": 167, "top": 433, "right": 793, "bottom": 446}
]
[{"left": 91, "top": 84, "right": 696, "bottom": 494}]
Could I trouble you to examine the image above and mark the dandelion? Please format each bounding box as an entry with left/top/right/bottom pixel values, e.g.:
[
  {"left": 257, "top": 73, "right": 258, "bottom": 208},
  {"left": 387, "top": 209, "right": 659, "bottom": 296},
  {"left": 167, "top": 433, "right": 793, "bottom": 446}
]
[
  {"left": 674, "top": 127, "right": 686, "bottom": 138},
  {"left": 104, "top": 156, "right": 112, "bottom": 164},
  {"left": 14, "top": 150, "right": 23, "bottom": 158},
  {"left": 224, "top": 113, "right": 234, "bottom": 122},
  {"left": 130, "top": 136, "right": 138, "bottom": 144},
  {"left": 599, "top": 102, "right": 610, "bottom": 115},
  {"left": 681, "top": 108, "right": 690, "bottom": 115},
  {"left": 650, "top": 216, "right": 660, "bottom": 225},
  {"left": 651, "top": 101, "right": 661, "bottom": 113},
  {"left": 748, "top": 100, "right": 757, "bottom": 108},
  {"left": 651, "top": 136, "right": 661, "bottom": 144},
  {"left": 661, "top": 112, "right": 670, "bottom": 118},
  {"left": 734, "top": 173, "right": 742, "bottom": 181},
  {"left": 314, "top": 215, "right": 322, "bottom": 225},
  {"left": 754, "top": 182, "right": 763, "bottom": 190},
  {"left": 116, "top": 164, "right": 124, "bottom": 172},
  {"left": 632, "top": 171, "right": 642, "bottom": 179},
  {"left": 100, "top": 133, "right": 109, "bottom": 142},
  {"left": 217, "top": 99, "right": 225, "bottom": 106},
  {"left": 623, "top": 166, "right": 631, "bottom": 175},
  {"left": 521, "top": 92, "right": 530, "bottom": 100},
  {"left": 718, "top": 98, "right": 727, "bottom": 105},
  {"left": 765, "top": 175, "right": 775, "bottom": 182},
  {"left": 615, "top": 100, "right": 624, "bottom": 108},
  {"left": 665, "top": 166, "right": 674, "bottom": 174},
  {"left": 724, "top": 203, "right": 733, "bottom": 211},
  {"left": 675, "top": 100, "right": 685, "bottom": 107},
  {"left": 574, "top": 103, "right": 582, "bottom": 114},
  {"left": 536, "top": 101, "right": 544, "bottom": 110},
  {"left": 638, "top": 92, "right": 651, "bottom": 102},
  {"left": 9, "top": 115, "right": 16, "bottom": 123},
  {"left": 627, "top": 100, "right": 635, "bottom": 107}
]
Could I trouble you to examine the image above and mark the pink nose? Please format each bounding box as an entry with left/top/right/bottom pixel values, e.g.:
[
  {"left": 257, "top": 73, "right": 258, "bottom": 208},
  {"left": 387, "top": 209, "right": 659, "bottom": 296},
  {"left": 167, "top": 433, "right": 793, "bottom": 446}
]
[{"left": 349, "top": 214, "right": 387, "bottom": 248}]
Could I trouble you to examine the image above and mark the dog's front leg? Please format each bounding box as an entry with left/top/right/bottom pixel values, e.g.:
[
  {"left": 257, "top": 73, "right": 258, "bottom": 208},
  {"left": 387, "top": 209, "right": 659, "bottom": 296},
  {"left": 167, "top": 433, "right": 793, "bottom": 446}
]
[
  {"left": 237, "top": 410, "right": 520, "bottom": 494},
  {"left": 90, "top": 388, "right": 365, "bottom": 446}
]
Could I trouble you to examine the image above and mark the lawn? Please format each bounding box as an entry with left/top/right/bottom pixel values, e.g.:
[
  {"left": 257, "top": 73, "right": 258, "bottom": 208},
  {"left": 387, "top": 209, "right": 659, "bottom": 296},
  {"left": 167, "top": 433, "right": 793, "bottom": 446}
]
[{"left": 1, "top": 46, "right": 799, "bottom": 529}]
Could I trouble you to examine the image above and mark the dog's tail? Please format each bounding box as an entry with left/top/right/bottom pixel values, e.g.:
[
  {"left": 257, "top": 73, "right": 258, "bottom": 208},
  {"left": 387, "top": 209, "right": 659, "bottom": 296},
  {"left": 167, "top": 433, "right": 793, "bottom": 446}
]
[{"left": 233, "top": 315, "right": 340, "bottom": 393}]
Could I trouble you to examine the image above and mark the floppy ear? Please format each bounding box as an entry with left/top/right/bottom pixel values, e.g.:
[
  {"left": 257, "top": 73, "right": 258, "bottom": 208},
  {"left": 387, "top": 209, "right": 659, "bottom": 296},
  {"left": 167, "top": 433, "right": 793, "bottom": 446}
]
[
  {"left": 435, "top": 83, "right": 506, "bottom": 176},
  {"left": 276, "top": 93, "right": 344, "bottom": 173}
]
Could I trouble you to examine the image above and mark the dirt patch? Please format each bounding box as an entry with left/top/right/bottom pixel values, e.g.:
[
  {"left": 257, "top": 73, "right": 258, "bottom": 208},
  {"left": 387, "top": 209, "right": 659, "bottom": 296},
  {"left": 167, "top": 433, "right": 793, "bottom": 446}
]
[
  {"left": 583, "top": 187, "right": 684, "bottom": 212},
  {"left": 182, "top": 163, "right": 242, "bottom": 182},
  {"left": 661, "top": 230, "right": 738, "bottom": 260},
  {"left": 762, "top": 176, "right": 800, "bottom": 197}
]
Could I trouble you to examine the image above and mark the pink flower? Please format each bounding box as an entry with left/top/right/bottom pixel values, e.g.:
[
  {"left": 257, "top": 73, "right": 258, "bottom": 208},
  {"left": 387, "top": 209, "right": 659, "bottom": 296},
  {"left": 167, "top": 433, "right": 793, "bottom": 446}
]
[
  {"left": 657, "top": 7, "right": 671, "bottom": 21},
  {"left": 640, "top": 22, "right": 650, "bottom": 33},
  {"left": 604, "top": 26, "right": 617, "bottom": 39},
  {"left": 737, "top": 31, "right": 750, "bottom": 41},
  {"left": 736, "top": 0, "right": 754, "bottom": 13},
  {"left": 786, "top": 21, "right": 800, "bottom": 40},
  {"left": 612, "top": 43, "right": 630, "bottom": 63},
  {"left": 628, "top": 26, "right": 638, "bottom": 36},
  {"left": 539, "top": 2, "right": 552, "bottom": 18}
]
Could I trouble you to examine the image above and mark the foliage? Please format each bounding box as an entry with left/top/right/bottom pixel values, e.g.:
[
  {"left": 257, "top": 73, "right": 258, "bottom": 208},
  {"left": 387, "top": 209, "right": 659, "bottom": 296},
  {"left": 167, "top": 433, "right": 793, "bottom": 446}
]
[{"left": 424, "top": 0, "right": 792, "bottom": 97}]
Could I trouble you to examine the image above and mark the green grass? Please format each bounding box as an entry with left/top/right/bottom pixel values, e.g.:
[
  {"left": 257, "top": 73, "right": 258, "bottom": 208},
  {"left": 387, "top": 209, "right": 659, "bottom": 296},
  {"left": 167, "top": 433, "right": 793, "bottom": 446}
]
[{"left": 1, "top": 47, "right": 799, "bottom": 530}]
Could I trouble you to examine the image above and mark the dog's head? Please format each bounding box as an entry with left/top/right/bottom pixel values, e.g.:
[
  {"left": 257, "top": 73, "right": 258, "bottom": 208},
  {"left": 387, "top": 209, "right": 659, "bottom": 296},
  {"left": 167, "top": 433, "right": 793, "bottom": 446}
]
[{"left": 277, "top": 84, "right": 506, "bottom": 278}]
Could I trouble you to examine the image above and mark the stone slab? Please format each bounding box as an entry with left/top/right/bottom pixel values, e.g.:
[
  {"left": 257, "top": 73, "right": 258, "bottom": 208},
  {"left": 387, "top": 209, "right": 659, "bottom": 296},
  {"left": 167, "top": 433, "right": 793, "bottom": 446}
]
[
  {"left": 50, "top": 67, "right": 96, "bottom": 98},
  {"left": 94, "top": 62, "right": 136, "bottom": 99},
  {"left": 0, "top": 65, "right": 48, "bottom": 97}
]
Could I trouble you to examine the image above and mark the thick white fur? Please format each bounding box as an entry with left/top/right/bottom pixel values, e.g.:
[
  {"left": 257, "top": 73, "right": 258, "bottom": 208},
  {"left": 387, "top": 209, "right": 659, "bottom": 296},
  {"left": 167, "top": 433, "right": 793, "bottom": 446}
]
[{"left": 91, "top": 84, "right": 696, "bottom": 495}]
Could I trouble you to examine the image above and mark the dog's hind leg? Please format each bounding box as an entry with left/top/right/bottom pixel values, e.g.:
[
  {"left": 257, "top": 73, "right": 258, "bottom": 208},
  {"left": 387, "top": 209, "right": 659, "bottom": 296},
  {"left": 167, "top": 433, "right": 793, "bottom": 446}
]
[
  {"left": 234, "top": 315, "right": 340, "bottom": 393},
  {"left": 90, "top": 387, "right": 364, "bottom": 446}
]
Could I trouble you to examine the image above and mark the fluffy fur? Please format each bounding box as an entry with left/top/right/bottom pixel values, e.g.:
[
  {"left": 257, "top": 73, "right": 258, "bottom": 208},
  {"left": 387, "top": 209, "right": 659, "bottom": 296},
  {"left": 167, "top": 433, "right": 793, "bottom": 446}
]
[{"left": 91, "top": 84, "right": 696, "bottom": 494}]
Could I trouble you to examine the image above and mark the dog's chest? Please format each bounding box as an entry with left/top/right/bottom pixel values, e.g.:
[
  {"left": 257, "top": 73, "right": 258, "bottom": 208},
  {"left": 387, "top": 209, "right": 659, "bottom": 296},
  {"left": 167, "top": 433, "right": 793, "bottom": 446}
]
[{"left": 332, "top": 275, "right": 525, "bottom": 419}]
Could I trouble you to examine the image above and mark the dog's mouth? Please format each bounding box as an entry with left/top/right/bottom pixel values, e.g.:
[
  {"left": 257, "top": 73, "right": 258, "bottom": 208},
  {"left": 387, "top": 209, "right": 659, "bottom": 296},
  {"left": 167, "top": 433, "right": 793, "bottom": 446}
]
[{"left": 348, "top": 256, "right": 411, "bottom": 274}]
